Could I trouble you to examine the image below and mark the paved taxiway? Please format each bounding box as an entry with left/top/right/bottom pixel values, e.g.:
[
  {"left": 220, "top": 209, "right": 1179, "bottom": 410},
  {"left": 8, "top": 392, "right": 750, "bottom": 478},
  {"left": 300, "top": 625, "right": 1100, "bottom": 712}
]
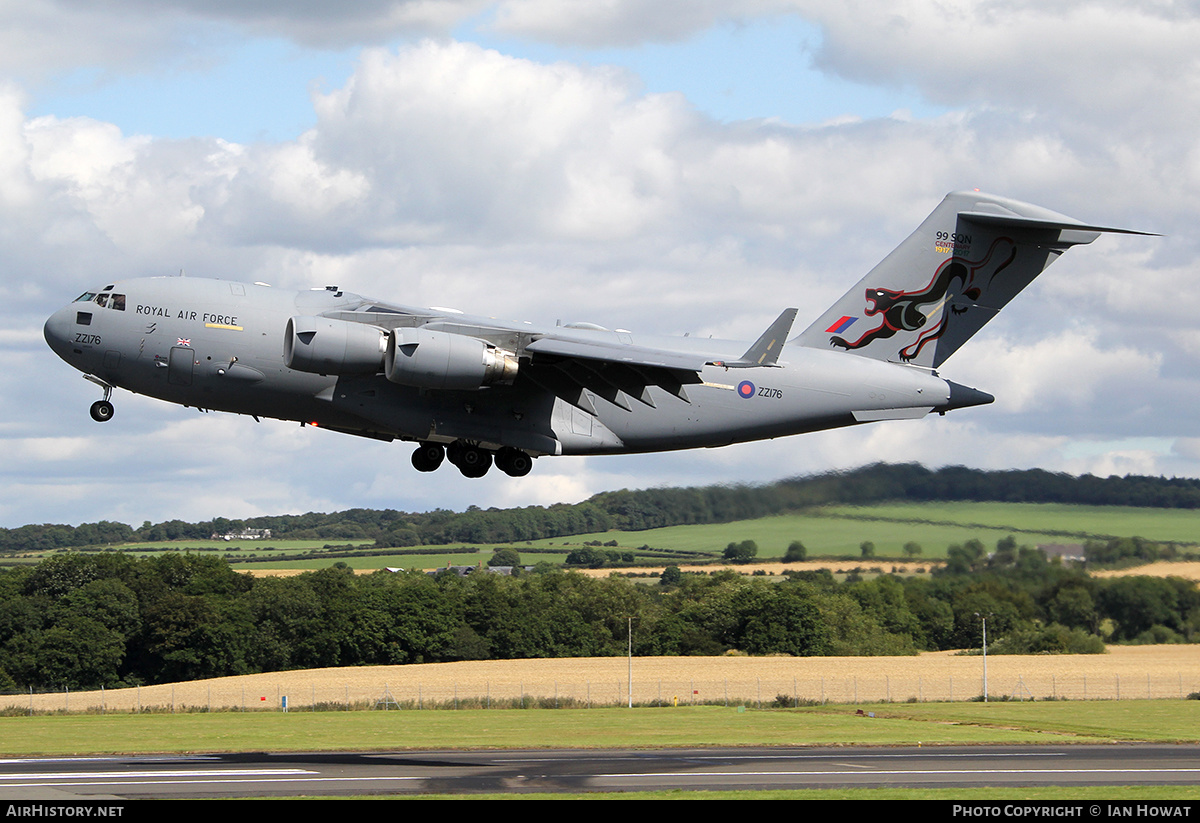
[{"left": 2, "top": 744, "right": 1199, "bottom": 798}]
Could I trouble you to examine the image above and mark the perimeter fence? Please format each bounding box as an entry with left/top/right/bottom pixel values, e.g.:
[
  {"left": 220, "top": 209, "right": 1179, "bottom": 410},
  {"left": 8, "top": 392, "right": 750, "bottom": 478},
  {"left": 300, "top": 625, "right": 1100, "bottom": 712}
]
[{"left": 4, "top": 671, "right": 1199, "bottom": 715}]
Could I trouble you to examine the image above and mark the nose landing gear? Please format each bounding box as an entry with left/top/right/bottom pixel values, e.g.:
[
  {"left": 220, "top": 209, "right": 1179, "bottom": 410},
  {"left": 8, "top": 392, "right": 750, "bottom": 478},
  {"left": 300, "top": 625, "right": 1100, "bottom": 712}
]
[
  {"left": 85, "top": 375, "right": 115, "bottom": 422},
  {"left": 90, "top": 400, "right": 114, "bottom": 422}
]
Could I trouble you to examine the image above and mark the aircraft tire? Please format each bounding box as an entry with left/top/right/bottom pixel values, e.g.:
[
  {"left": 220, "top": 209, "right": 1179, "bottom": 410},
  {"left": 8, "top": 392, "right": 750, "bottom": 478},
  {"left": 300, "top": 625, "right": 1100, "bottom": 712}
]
[
  {"left": 90, "top": 400, "right": 114, "bottom": 422},
  {"left": 411, "top": 442, "right": 445, "bottom": 472},
  {"left": 496, "top": 447, "right": 533, "bottom": 477},
  {"left": 456, "top": 446, "right": 492, "bottom": 478}
]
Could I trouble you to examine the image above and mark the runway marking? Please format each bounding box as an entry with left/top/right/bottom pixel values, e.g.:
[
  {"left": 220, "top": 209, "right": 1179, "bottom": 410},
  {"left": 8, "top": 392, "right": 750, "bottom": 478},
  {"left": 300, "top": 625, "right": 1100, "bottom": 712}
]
[
  {"left": 0, "top": 776, "right": 428, "bottom": 789},
  {"left": 500, "top": 751, "right": 1069, "bottom": 763},
  {"left": 592, "top": 768, "right": 1200, "bottom": 778},
  {"left": 0, "top": 769, "right": 313, "bottom": 781}
]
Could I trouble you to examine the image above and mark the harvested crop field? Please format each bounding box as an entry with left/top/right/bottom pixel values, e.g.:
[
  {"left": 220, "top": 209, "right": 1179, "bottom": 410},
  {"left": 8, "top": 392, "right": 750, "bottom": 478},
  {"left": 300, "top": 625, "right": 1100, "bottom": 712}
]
[
  {"left": 1091, "top": 562, "right": 1200, "bottom": 582},
  {"left": 8, "top": 646, "right": 1198, "bottom": 714},
  {"left": 243, "top": 561, "right": 936, "bottom": 579}
]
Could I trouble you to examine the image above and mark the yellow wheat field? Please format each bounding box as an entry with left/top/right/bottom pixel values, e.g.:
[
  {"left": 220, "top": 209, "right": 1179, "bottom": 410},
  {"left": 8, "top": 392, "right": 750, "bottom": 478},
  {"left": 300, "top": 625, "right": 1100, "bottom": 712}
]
[
  {"left": 6, "top": 645, "right": 1198, "bottom": 714},
  {"left": 1091, "top": 562, "right": 1200, "bottom": 581}
]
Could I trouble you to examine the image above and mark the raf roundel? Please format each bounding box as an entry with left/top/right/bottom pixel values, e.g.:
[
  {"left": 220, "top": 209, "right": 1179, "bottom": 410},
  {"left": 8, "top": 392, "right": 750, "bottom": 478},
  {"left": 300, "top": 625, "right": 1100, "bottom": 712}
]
[{"left": 737, "top": 380, "right": 756, "bottom": 399}]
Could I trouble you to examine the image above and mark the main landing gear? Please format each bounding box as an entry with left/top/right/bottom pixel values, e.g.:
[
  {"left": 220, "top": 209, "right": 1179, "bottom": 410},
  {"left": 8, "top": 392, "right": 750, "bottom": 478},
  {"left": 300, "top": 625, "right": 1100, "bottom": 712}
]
[
  {"left": 411, "top": 441, "right": 534, "bottom": 478},
  {"left": 85, "top": 375, "right": 115, "bottom": 422}
]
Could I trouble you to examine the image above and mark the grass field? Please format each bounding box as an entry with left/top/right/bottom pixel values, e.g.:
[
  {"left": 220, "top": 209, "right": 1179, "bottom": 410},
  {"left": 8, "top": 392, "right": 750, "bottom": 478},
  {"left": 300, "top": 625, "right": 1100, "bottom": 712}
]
[
  {"left": 5, "top": 699, "right": 1198, "bottom": 800},
  {"left": 5, "top": 644, "right": 1199, "bottom": 799},
  {"left": 2, "top": 699, "right": 1199, "bottom": 756},
  {"left": 523, "top": 501, "right": 1200, "bottom": 560},
  {"left": 822, "top": 502, "right": 1200, "bottom": 545},
  {"left": 8, "top": 500, "right": 1199, "bottom": 572}
]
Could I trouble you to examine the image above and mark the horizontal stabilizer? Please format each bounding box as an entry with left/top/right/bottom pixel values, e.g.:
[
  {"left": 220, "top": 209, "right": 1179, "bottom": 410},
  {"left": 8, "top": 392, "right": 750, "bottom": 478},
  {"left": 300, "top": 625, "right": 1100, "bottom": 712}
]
[{"left": 957, "top": 211, "right": 1160, "bottom": 238}]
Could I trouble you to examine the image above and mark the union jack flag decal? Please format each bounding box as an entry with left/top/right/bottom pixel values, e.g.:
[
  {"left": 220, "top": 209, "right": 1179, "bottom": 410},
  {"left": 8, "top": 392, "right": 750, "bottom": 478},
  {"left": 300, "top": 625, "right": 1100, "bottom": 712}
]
[{"left": 177, "top": 338, "right": 191, "bottom": 347}]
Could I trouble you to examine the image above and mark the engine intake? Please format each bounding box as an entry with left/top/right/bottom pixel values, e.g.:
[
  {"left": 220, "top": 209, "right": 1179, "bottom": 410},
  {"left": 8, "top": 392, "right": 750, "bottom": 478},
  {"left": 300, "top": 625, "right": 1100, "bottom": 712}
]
[
  {"left": 284, "top": 316, "right": 387, "bottom": 375},
  {"left": 385, "top": 327, "right": 518, "bottom": 390}
]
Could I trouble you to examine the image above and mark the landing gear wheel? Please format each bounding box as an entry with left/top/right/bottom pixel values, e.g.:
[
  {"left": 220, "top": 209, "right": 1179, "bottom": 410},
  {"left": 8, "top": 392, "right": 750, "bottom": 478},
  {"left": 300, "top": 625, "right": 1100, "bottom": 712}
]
[
  {"left": 455, "top": 445, "right": 492, "bottom": 478},
  {"left": 411, "top": 442, "right": 445, "bottom": 472},
  {"left": 496, "top": 447, "right": 533, "bottom": 477},
  {"left": 90, "top": 400, "right": 114, "bottom": 422}
]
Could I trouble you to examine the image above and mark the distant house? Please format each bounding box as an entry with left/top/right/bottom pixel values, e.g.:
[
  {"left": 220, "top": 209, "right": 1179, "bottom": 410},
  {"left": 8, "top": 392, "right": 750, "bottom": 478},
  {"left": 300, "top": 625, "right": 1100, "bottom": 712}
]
[
  {"left": 211, "top": 528, "right": 272, "bottom": 541},
  {"left": 1038, "top": 543, "right": 1086, "bottom": 563},
  {"left": 422, "top": 564, "right": 531, "bottom": 577}
]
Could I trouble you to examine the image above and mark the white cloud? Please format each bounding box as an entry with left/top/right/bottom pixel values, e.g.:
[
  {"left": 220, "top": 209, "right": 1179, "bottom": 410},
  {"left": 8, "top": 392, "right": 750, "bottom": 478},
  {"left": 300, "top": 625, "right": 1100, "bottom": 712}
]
[
  {"left": 792, "top": 1, "right": 1200, "bottom": 128},
  {"left": 489, "top": 0, "right": 793, "bottom": 47},
  {"left": 0, "top": 1, "right": 488, "bottom": 82},
  {"left": 5, "top": 4, "right": 1200, "bottom": 527},
  {"left": 949, "top": 329, "right": 1161, "bottom": 415}
]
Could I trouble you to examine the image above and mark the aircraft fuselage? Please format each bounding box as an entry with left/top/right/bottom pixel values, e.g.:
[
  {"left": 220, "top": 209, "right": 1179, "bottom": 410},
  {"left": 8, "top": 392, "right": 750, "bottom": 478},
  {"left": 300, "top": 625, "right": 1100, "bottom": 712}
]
[
  {"left": 49, "top": 191, "right": 1139, "bottom": 479},
  {"left": 43, "top": 275, "right": 968, "bottom": 473}
]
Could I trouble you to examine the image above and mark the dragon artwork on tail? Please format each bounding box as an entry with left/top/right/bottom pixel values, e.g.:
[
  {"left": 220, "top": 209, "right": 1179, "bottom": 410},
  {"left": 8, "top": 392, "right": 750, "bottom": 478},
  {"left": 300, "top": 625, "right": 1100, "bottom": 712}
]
[{"left": 829, "top": 237, "right": 1017, "bottom": 362}]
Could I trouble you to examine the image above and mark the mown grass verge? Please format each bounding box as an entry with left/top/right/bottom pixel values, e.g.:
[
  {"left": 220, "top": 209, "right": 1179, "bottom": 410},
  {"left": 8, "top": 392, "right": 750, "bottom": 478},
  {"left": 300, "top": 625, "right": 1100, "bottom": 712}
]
[{"left": 2, "top": 701, "right": 1199, "bottom": 757}]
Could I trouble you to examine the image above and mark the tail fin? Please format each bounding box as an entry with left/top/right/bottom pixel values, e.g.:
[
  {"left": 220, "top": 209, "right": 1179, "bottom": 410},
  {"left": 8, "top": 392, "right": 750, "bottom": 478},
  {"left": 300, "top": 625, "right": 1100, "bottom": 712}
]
[{"left": 793, "top": 191, "right": 1152, "bottom": 368}]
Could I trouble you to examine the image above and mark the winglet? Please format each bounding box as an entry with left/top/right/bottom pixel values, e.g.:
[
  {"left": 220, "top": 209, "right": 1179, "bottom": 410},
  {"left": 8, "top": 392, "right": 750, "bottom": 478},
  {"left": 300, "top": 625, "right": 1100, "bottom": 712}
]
[{"left": 710, "top": 308, "right": 798, "bottom": 368}]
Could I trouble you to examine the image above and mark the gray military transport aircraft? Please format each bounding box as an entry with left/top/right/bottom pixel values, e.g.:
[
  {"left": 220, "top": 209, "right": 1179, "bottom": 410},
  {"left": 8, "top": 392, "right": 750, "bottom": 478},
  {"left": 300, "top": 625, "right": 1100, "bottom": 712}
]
[{"left": 44, "top": 191, "right": 1149, "bottom": 479}]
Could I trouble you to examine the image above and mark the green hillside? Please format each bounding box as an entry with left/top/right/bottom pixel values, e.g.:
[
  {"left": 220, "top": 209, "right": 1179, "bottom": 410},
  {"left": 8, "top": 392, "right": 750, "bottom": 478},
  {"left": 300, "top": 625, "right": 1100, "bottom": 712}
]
[{"left": 526, "top": 501, "right": 1200, "bottom": 561}]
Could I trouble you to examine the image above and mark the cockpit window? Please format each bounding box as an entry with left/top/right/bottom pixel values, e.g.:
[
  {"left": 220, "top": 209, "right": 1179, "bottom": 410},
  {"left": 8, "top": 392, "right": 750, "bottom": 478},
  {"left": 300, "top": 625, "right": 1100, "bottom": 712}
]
[{"left": 81, "top": 291, "right": 126, "bottom": 310}]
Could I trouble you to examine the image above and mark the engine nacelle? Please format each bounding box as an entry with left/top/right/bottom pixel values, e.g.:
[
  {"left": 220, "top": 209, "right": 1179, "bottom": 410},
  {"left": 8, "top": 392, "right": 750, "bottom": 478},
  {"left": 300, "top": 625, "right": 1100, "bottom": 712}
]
[
  {"left": 284, "top": 316, "right": 387, "bottom": 375},
  {"left": 385, "top": 327, "right": 518, "bottom": 390}
]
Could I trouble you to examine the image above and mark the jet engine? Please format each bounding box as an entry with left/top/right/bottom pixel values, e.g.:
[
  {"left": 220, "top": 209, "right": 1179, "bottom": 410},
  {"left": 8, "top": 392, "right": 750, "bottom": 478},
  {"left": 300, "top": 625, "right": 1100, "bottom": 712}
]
[
  {"left": 385, "top": 327, "right": 518, "bottom": 390},
  {"left": 284, "top": 316, "right": 388, "bottom": 375}
]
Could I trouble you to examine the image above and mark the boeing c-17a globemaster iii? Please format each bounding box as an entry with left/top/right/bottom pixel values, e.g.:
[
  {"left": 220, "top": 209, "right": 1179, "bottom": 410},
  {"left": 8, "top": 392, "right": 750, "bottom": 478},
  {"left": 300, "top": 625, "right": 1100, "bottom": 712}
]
[{"left": 44, "top": 191, "right": 1151, "bottom": 479}]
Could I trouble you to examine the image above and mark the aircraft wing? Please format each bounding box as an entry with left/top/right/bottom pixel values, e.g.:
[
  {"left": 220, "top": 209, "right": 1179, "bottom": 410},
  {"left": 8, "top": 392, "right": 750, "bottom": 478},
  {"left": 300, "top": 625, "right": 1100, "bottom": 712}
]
[
  {"left": 324, "top": 302, "right": 794, "bottom": 414},
  {"left": 523, "top": 335, "right": 706, "bottom": 412},
  {"left": 524, "top": 337, "right": 709, "bottom": 371}
]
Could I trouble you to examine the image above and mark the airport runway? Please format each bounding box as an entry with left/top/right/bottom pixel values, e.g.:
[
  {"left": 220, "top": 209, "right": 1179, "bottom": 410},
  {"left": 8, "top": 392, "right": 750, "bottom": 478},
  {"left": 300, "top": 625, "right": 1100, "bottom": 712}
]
[{"left": 2, "top": 744, "right": 1199, "bottom": 798}]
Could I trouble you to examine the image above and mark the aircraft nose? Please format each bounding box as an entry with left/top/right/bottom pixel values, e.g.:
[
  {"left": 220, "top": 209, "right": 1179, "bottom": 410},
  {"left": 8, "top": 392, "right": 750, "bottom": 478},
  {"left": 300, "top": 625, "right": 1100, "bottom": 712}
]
[{"left": 43, "top": 306, "right": 74, "bottom": 359}]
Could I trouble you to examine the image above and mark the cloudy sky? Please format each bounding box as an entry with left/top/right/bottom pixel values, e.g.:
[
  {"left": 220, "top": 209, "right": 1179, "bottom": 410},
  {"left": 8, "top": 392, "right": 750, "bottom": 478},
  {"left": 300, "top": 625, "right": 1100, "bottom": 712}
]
[{"left": 6, "top": 1, "right": 1198, "bottom": 529}]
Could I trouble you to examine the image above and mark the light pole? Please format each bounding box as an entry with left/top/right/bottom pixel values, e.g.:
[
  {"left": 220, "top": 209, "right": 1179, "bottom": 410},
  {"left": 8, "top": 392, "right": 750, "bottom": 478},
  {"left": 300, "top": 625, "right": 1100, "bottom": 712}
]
[{"left": 975, "top": 612, "right": 989, "bottom": 702}]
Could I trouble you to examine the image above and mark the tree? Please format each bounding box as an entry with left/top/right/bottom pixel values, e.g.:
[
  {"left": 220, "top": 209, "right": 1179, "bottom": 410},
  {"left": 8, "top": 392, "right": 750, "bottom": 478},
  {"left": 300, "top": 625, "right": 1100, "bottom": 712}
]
[
  {"left": 565, "top": 546, "right": 607, "bottom": 567},
  {"left": 488, "top": 548, "right": 521, "bottom": 567},
  {"left": 784, "top": 541, "right": 807, "bottom": 562},
  {"left": 860, "top": 541, "right": 876, "bottom": 558},
  {"left": 723, "top": 540, "right": 758, "bottom": 564},
  {"left": 660, "top": 565, "right": 683, "bottom": 586},
  {"left": 903, "top": 541, "right": 922, "bottom": 558}
]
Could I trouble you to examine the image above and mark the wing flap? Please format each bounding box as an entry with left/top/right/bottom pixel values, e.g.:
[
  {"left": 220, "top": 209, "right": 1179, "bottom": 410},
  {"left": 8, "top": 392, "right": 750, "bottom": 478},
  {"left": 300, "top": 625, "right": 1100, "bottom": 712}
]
[{"left": 525, "top": 337, "right": 708, "bottom": 371}]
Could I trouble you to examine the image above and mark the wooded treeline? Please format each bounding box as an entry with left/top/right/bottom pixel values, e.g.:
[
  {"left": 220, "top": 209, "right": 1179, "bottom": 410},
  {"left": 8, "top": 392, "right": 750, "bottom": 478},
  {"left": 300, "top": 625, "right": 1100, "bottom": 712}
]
[
  {"left": 3, "top": 541, "right": 1198, "bottom": 691},
  {"left": 6, "top": 463, "right": 1200, "bottom": 552}
]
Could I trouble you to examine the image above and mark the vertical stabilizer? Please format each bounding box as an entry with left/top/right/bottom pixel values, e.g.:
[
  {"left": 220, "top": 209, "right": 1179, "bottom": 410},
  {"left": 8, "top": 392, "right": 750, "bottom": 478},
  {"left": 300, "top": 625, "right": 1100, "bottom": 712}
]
[{"left": 793, "top": 191, "right": 1147, "bottom": 368}]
